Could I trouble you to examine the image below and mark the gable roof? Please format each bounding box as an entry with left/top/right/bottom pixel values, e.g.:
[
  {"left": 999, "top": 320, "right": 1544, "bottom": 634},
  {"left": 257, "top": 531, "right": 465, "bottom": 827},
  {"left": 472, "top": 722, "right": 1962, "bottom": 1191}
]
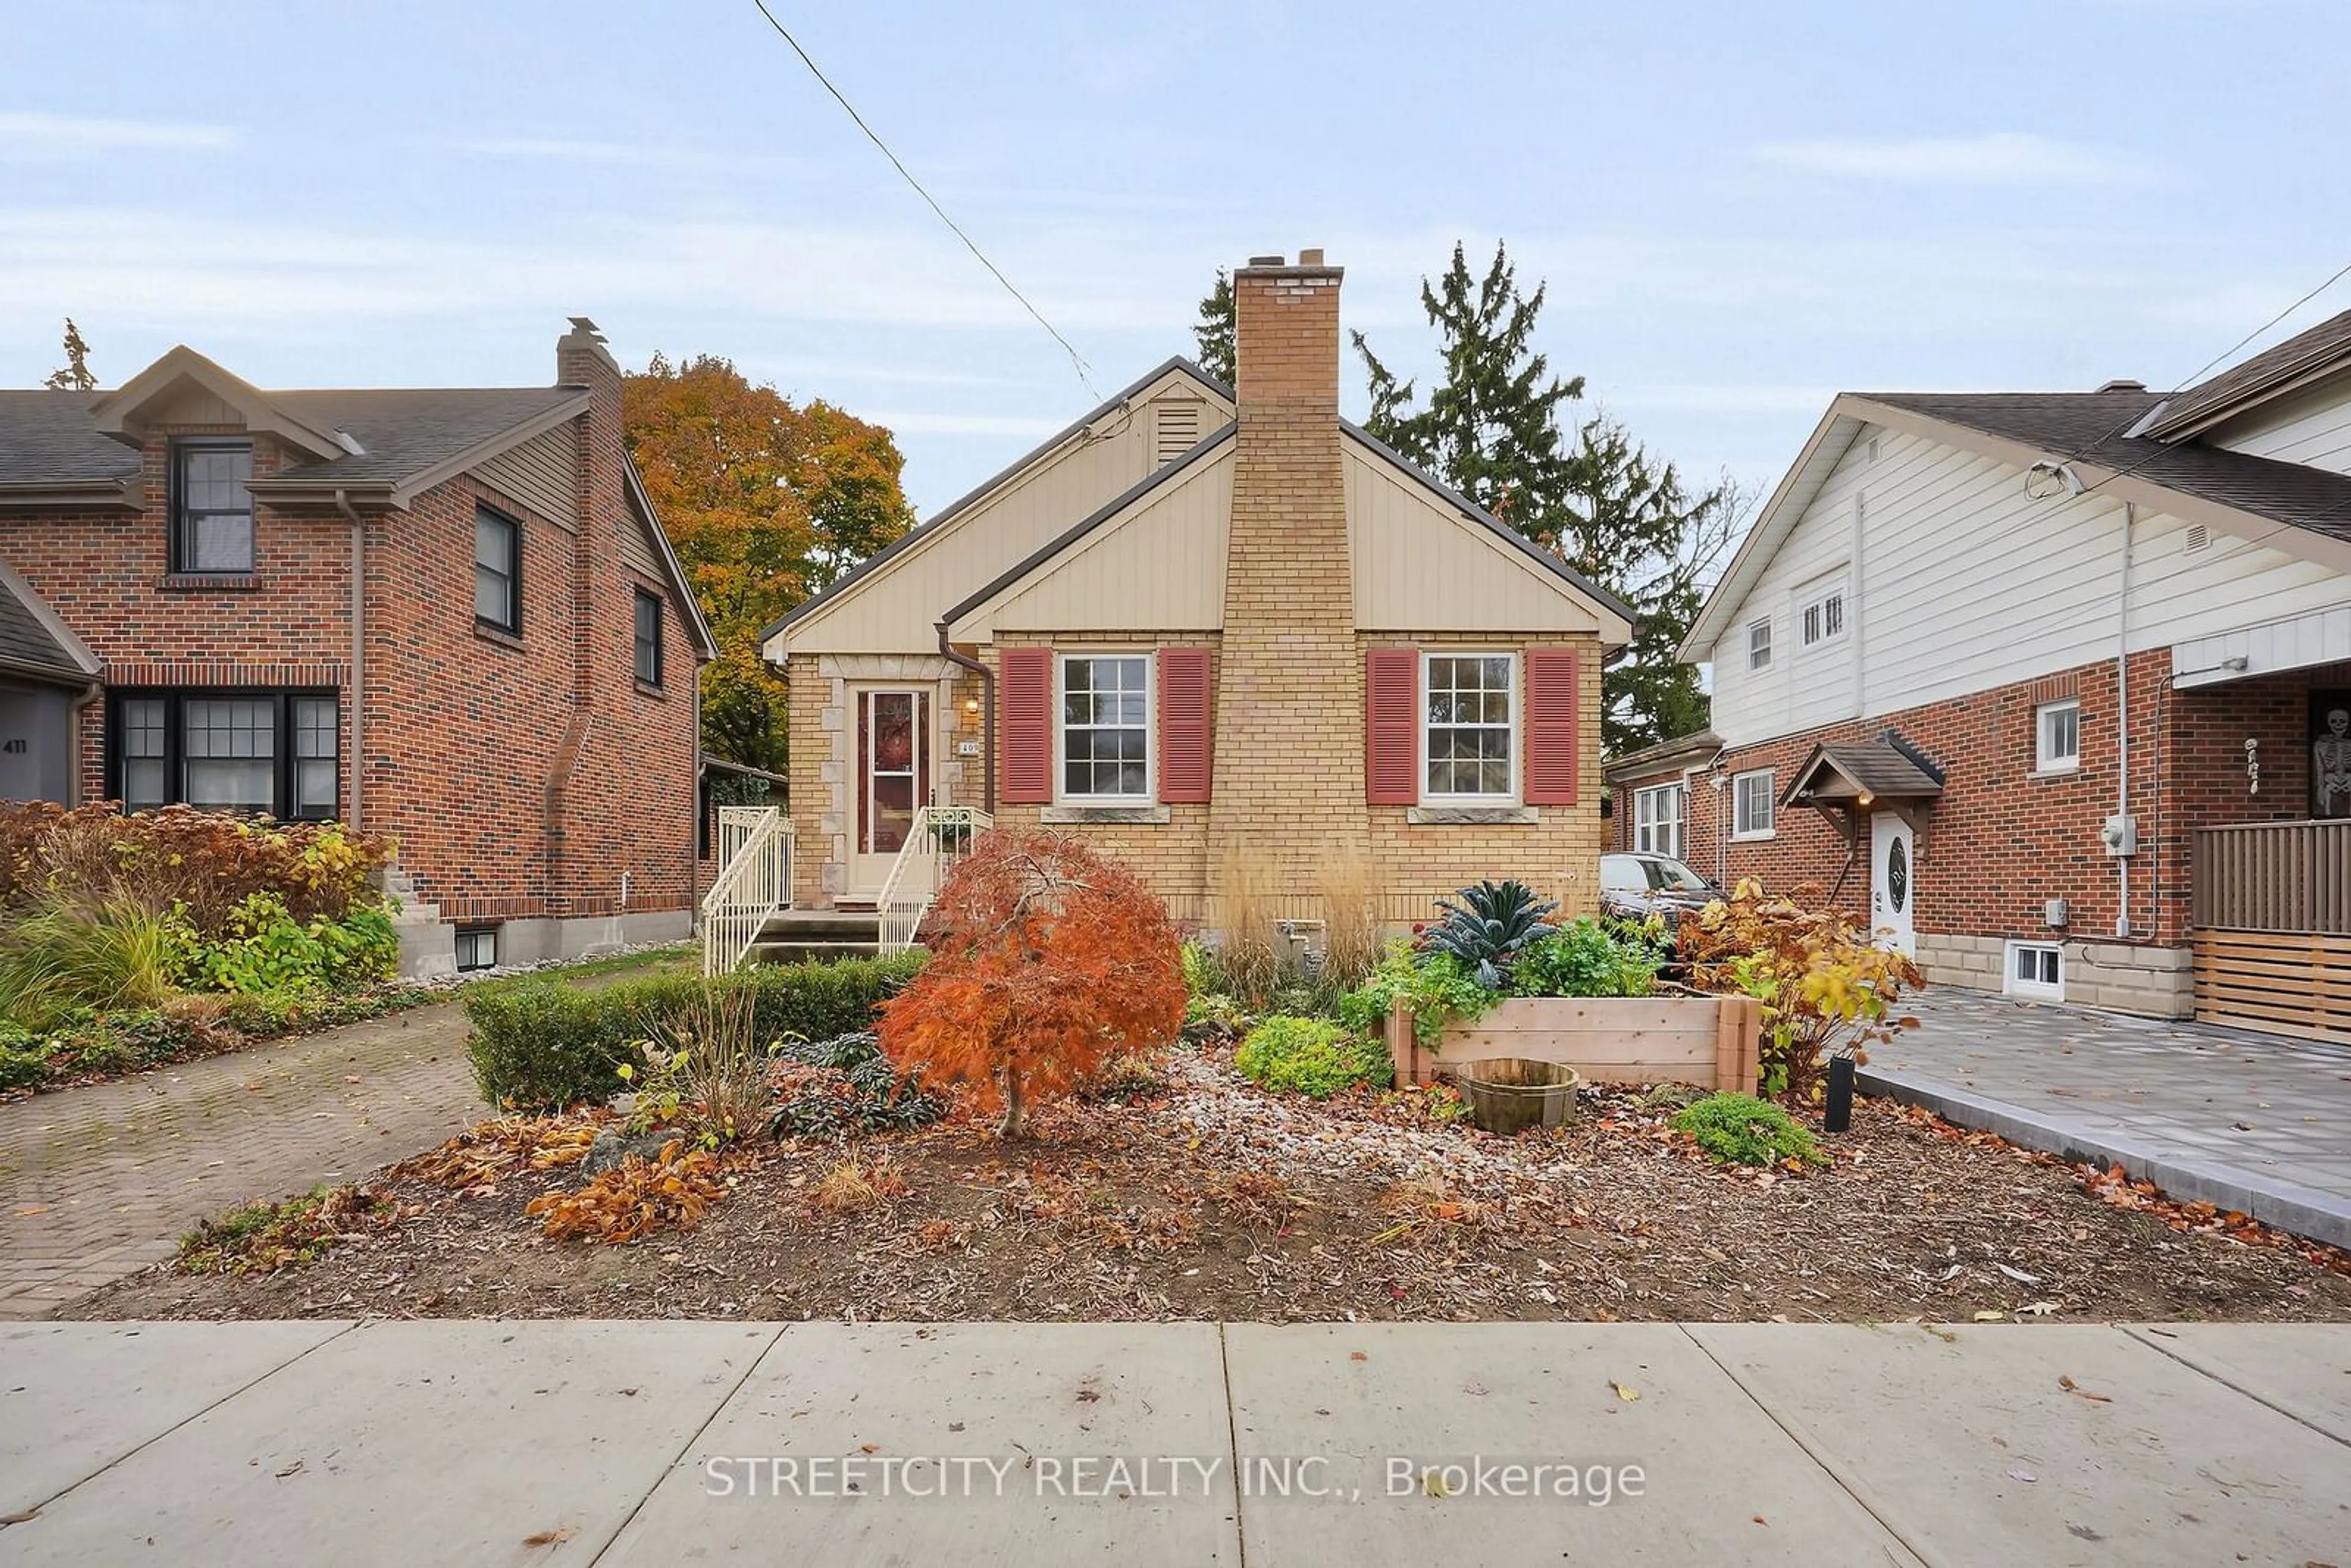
[
  {"left": 2142, "top": 308, "right": 2351, "bottom": 442},
  {"left": 1682, "top": 386, "right": 2351, "bottom": 659},
  {"left": 261, "top": 388, "right": 588, "bottom": 498},
  {"left": 1602, "top": 727, "right": 1722, "bottom": 782},
  {"left": 0, "top": 557, "right": 100, "bottom": 683},
  {"left": 765, "top": 356, "right": 1234, "bottom": 642},
  {"left": 942, "top": 422, "right": 1238, "bottom": 632},
  {"left": 1782, "top": 731, "right": 1945, "bottom": 806},
  {"left": 1341, "top": 421, "right": 1637, "bottom": 629}
]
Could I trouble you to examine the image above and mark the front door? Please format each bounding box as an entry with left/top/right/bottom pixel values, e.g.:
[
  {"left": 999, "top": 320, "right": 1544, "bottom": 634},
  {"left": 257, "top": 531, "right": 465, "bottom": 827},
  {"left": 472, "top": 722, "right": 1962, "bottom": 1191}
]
[
  {"left": 849, "top": 688, "right": 930, "bottom": 900},
  {"left": 1870, "top": 812, "right": 1915, "bottom": 956}
]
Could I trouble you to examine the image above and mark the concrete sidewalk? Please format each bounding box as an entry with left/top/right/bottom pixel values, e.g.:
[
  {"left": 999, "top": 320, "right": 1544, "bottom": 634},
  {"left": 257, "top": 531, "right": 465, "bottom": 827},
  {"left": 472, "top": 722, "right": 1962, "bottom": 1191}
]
[
  {"left": 1861, "top": 988, "right": 2351, "bottom": 1248},
  {"left": 3, "top": 1321, "right": 2345, "bottom": 1566}
]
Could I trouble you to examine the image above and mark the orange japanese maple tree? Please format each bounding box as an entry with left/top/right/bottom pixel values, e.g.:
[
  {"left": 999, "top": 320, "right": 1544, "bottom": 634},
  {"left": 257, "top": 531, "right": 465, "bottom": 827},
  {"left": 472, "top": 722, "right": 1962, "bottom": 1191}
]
[{"left": 877, "top": 830, "right": 1185, "bottom": 1139}]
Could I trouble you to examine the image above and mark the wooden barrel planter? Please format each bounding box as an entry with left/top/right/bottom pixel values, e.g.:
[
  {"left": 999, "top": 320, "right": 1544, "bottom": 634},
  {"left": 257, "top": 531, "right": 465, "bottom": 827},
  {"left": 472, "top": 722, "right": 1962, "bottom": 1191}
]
[
  {"left": 1389, "top": 994, "right": 1763, "bottom": 1094},
  {"left": 1445, "top": 1059, "right": 1582, "bottom": 1135}
]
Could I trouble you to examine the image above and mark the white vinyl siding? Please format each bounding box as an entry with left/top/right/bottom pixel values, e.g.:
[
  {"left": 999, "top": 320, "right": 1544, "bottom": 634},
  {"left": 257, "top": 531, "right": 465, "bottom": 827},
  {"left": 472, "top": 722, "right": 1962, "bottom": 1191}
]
[
  {"left": 1732, "top": 768, "right": 1775, "bottom": 839},
  {"left": 1706, "top": 419, "right": 2351, "bottom": 748},
  {"left": 2209, "top": 377, "right": 2351, "bottom": 476}
]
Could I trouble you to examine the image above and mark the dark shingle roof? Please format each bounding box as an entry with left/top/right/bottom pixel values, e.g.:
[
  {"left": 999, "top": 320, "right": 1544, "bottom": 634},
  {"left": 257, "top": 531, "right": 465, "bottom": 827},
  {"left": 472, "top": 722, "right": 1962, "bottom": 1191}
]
[
  {"left": 1864, "top": 389, "right": 2351, "bottom": 546},
  {"left": 271, "top": 388, "right": 583, "bottom": 484},
  {"left": 0, "top": 391, "right": 139, "bottom": 486},
  {"left": 2145, "top": 308, "right": 2351, "bottom": 440},
  {"left": 1785, "top": 733, "right": 1945, "bottom": 804},
  {"left": 0, "top": 386, "right": 580, "bottom": 490},
  {"left": 0, "top": 568, "right": 96, "bottom": 680}
]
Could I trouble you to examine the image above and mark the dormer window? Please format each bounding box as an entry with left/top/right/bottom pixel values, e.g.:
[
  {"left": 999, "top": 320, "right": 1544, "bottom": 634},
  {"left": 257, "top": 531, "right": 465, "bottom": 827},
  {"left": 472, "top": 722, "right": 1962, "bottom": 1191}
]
[{"left": 170, "top": 440, "right": 255, "bottom": 574}]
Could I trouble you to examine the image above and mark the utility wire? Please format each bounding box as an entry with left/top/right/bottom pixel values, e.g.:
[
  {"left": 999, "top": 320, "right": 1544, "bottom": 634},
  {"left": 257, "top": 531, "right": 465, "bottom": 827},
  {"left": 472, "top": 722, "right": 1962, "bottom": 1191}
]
[{"left": 750, "top": 0, "right": 1100, "bottom": 399}]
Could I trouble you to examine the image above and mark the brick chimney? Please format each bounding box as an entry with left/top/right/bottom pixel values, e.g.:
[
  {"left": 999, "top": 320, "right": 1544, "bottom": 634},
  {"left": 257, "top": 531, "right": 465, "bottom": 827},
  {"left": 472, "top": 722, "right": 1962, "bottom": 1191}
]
[
  {"left": 545, "top": 316, "right": 630, "bottom": 915},
  {"left": 1207, "top": 251, "right": 1370, "bottom": 915}
]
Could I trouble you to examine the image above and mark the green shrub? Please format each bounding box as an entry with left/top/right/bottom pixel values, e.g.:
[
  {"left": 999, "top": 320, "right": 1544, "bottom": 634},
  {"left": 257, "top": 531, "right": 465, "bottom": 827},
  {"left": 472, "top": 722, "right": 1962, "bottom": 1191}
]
[
  {"left": 0, "top": 1023, "right": 50, "bottom": 1089},
  {"left": 466, "top": 952, "right": 926, "bottom": 1112},
  {"left": 1234, "top": 1014, "right": 1392, "bottom": 1098},
  {"left": 1510, "top": 917, "right": 1662, "bottom": 1000},
  {"left": 768, "top": 1031, "right": 946, "bottom": 1138},
  {"left": 1339, "top": 945, "right": 1498, "bottom": 1044},
  {"left": 1671, "top": 1092, "right": 1827, "bottom": 1168},
  {"left": 173, "top": 894, "right": 397, "bottom": 997}
]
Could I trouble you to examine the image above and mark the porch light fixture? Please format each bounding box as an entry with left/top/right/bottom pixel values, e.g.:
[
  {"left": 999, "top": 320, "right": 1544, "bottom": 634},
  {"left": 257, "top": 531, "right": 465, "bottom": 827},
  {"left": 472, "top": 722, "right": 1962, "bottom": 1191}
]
[{"left": 1856, "top": 790, "right": 1875, "bottom": 808}]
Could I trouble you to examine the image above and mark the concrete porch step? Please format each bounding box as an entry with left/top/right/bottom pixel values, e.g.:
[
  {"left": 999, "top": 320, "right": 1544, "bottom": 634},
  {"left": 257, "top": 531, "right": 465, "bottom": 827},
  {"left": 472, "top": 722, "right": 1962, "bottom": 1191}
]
[{"left": 751, "top": 908, "right": 883, "bottom": 966}]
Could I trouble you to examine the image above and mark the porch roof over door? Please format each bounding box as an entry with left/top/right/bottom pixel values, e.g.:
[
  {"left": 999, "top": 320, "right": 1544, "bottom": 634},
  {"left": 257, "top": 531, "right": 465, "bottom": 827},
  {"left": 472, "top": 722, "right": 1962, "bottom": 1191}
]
[{"left": 1782, "top": 732, "right": 1946, "bottom": 809}]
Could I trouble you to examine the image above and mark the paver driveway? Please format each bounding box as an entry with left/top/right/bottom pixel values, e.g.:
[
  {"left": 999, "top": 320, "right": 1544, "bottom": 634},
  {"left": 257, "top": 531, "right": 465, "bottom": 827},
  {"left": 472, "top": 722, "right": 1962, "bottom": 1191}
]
[
  {"left": 0, "top": 1005, "right": 481, "bottom": 1319},
  {"left": 1863, "top": 987, "right": 2351, "bottom": 1247}
]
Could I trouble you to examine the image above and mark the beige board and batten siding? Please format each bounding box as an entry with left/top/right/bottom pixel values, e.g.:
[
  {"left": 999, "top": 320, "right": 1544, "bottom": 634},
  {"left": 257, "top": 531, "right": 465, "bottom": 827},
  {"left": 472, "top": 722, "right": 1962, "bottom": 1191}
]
[
  {"left": 1346, "top": 440, "right": 1622, "bottom": 636},
  {"left": 774, "top": 369, "right": 1232, "bottom": 658},
  {"left": 1706, "top": 415, "right": 2351, "bottom": 749},
  {"left": 2207, "top": 374, "right": 2351, "bottom": 476},
  {"left": 473, "top": 422, "right": 581, "bottom": 532},
  {"left": 135, "top": 384, "right": 249, "bottom": 427},
  {"left": 958, "top": 446, "right": 1232, "bottom": 638}
]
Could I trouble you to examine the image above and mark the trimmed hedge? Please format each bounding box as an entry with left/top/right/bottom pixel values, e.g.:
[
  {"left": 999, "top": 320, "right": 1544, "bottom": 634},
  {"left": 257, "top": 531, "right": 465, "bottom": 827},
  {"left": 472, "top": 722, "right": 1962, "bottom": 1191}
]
[{"left": 463, "top": 953, "right": 926, "bottom": 1112}]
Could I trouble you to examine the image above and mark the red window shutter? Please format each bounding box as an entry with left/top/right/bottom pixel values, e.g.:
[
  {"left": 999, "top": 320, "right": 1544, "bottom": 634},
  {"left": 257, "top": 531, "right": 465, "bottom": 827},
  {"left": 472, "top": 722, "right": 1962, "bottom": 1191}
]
[
  {"left": 1524, "top": 647, "right": 1580, "bottom": 805},
  {"left": 1000, "top": 647, "right": 1052, "bottom": 803},
  {"left": 1365, "top": 647, "right": 1419, "bottom": 805},
  {"left": 1157, "top": 647, "right": 1213, "bottom": 803}
]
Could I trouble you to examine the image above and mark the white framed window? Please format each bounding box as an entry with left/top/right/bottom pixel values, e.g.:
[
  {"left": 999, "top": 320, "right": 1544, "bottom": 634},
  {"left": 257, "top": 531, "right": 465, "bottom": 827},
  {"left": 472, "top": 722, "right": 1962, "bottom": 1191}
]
[
  {"left": 1633, "top": 784, "right": 1684, "bottom": 858},
  {"left": 1732, "top": 768, "right": 1775, "bottom": 839},
  {"left": 1799, "top": 583, "right": 1847, "bottom": 648},
  {"left": 2006, "top": 940, "right": 2063, "bottom": 1002},
  {"left": 1747, "top": 619, "right": 1772, "bottom": 670},
  {"left": 1423, "top": 651, "right": 1517, "bottom": 801},
  {"left": 1059, "top": 653, "right": 1151, "bottom": 801},
  {"left": 2036, "top": 699, "right": 2080, "bottom": 774},
  {"left": 455, "top": 926, "right": 500, "bottom": 973}
]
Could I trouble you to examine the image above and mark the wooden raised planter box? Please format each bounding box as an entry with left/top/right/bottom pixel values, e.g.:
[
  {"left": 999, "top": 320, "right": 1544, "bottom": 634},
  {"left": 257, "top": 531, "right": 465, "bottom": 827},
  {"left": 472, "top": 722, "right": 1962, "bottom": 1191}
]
[{"left": 1389, "top": 994, "right": 1763, "bottom": 1095}]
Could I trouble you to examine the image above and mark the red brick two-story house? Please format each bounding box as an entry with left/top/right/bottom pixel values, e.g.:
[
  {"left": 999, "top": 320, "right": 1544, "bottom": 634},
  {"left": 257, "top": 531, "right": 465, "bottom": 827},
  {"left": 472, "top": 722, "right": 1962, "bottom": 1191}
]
[{"left": 0, "top": 318, "right": 716, "bottom": 975}]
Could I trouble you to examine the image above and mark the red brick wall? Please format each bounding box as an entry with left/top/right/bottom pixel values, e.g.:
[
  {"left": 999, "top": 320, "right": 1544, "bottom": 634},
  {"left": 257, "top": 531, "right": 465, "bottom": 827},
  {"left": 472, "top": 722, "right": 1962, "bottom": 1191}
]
[
  {"left": 0, "top": 366, "right": 699, "bottom": 927},
  {"left": 1692, "top": 650, "right": 2339, "bottom": 949}
]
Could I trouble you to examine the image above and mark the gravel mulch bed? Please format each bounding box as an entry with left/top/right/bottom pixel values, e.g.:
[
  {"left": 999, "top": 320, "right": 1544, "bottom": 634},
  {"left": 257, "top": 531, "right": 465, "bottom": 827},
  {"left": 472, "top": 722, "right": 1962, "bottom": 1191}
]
[{"left": 77, "top": 1042, "right": 2351, "bottom": 1325}]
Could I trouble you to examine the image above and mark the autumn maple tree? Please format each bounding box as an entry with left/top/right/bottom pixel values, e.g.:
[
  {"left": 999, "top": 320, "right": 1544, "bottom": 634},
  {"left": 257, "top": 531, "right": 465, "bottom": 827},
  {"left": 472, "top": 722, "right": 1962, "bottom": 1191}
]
[
  {"left": 623, "top": 354, "right": 914, "bottom": 773},
  {"left": 878, "top": 831, "right": 1186, "bottom": 1139}
]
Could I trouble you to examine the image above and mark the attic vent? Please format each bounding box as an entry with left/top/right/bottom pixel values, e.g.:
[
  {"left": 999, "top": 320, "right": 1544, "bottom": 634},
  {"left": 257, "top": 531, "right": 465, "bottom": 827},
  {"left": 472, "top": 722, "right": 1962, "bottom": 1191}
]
[
  {"left": 332, "top": 429, "right": 367, "bottom": 456},
  {"left": 2096, "top": 379, "right": 2148, "bottom": 394},
  {"left": 1866, "top": 437, "right": 1881, "bottom": 463},
  {"left": 2183, "top": 523, "right": 2210, "bottom": 553},
  {"left": 1153, "top": 402, "right": 1203, "bottom": 465}
]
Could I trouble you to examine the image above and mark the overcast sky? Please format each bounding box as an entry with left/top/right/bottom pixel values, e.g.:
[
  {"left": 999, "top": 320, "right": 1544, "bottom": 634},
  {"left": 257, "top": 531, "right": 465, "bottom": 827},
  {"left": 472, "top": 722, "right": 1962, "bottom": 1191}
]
[{"left": 3, "top": 0, "right": 2344, "bottom": 518}]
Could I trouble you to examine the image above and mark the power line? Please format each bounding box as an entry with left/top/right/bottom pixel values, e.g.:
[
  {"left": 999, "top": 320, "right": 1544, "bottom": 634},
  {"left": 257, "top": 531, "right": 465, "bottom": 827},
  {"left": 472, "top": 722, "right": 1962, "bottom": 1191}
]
[{"left": 749, "top": 1, "right": 1100, "bottom": 400}]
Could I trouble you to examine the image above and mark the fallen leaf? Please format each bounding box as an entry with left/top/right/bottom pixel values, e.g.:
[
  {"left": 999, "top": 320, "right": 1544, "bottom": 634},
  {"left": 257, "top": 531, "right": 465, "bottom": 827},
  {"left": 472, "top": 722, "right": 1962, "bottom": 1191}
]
[
  {"left": 1349, "top": 1351, "right": 1367, "bottom": 1362},
  {"left": 2008, "top": 1469, "right": 2037, "bottom": 1484},
  {"left": 274, "top": 1459, "right": 304, "bottom": 1479},
  {"left": 0, "top": 1510, "right": 39, "bottom": 1525},
  {"left": 2058, "top": 1375, "right": 2112, "bottom": 1403},
  {"left": 860, "top": 1442, "right": 879, "bottom": 1454},
  {"left": 1610, "top": 1381, "right": 1640, "bottom": 1403},
  {"left": 1423, "top": 1470, "right": 1453, "bottom": 1498},
  {"left": 1752, "top": 1515, "right": 1768, "bottom": 1525},
  {"left": 1993, "top": 1264, "right": 2042, "bottom": 1286},
  {"left": 12, "top": 1206, "right": 46, "bottom": 1217},
  {"left": 522, "top": 1528, "right": 574, "bottom": 1548},
  {"left": 1973, "top": 1310, "right": 2006, "bottom": 1322},
  {"left": 2019, "top": 1302, "right": 2061, "bottom": 1317}
]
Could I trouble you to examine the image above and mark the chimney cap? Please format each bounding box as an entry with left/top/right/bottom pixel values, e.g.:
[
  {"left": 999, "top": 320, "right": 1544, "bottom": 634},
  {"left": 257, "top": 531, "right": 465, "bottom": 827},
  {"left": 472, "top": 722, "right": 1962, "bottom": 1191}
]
[
  {"left": 1245, "top": 253, "right": 1284, "bottom": 267},
  {"left": 1297, "top": 247, "right": 1324, "bottom": 265},
  {"left": 565, "top": 316, "right": 606, "bottom": 340}
]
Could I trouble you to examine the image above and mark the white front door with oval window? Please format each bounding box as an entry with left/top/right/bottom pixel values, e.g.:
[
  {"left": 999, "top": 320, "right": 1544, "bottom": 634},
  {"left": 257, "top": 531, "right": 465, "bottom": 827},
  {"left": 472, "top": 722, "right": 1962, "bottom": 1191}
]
[{"left": 1870, "top": 812, "right": 1914, "bottom": 956}]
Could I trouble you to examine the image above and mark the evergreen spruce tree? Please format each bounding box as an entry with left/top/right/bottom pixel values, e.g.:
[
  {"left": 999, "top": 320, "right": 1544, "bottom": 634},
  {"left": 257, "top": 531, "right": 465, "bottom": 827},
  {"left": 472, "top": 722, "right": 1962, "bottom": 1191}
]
[
  {"left": 43, "top": 318, "right": 96, "bottom": 391},
  {"left": 1352, "top": 242, "right": 1739, "bottom": 757},
  {"left": 1192, "top": 269, "right": 1235, "bottom": 386}
]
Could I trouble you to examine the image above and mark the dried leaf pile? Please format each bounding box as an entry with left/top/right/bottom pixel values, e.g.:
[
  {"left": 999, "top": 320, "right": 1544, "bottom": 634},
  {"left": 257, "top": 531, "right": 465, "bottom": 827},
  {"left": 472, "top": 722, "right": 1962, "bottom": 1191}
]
[{"left": 98, "top": 1040, "right": 2351, "bottom": 1324}]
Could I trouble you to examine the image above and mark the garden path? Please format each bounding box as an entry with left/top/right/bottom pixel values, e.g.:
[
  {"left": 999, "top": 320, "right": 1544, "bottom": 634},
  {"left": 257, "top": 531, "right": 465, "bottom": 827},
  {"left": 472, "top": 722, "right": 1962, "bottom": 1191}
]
[{"left": 0, "top": 1002, "right": 479, "bottom": 1319}]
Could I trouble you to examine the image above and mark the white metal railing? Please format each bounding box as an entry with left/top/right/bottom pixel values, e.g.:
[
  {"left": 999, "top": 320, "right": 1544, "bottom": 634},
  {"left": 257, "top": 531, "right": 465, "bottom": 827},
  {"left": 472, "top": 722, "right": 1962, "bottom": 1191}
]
[
  {"left": 702, "top": 806, "right": 792, "bottom": 976},
  {"left": 876, "top": 805, "right": 992, "bottom": 956}
]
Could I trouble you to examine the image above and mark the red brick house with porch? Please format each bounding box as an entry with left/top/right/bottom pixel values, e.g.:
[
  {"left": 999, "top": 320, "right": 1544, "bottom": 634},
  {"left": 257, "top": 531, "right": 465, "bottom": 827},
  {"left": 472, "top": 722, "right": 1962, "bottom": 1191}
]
[
  {"left": 0, "top": 319, "right": 716, "bottom": 975},
  {"left": 1640, "top": 312, "right": 2351, "bottom": 1040}
]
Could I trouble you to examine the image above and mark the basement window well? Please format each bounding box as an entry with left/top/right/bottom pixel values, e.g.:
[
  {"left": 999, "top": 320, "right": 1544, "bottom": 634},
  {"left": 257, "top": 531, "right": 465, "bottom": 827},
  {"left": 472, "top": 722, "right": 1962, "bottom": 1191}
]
[
  {"left": 455, "top": 926, "right": 500, "bottom": 973},
  {"left": 2006, "top": 940, "right": 2063, "bottom": 1002}
]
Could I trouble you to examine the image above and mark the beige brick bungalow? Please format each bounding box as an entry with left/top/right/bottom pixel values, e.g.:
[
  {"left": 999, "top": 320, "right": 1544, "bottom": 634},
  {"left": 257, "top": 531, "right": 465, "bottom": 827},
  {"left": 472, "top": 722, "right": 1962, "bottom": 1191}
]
[{"left": 758, "top": 251, "right": 1633, "bottom": 936}]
